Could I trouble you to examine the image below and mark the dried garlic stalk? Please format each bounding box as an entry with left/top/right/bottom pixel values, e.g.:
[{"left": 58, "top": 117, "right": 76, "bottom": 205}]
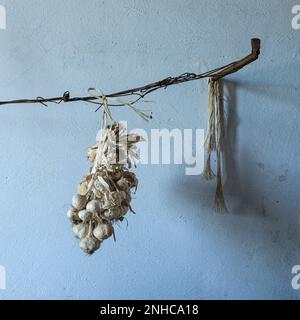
[
  {"left": 204, "top": 78, "right": 227, "bottom": 212},
  {"left": 67, "top": 122, "right": 143, "bottom": 255}
]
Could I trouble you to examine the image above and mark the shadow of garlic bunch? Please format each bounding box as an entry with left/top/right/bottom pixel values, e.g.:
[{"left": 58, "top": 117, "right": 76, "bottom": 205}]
[{"left": 67, "top": 122, "right": 143, "bottom": 255}]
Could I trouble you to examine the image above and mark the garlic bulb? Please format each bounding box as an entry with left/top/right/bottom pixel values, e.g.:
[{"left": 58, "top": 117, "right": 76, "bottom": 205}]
[
  {"left": 77, "top": 181, "right": 89, "bottom": 196},
  {"left": 93, "top": 223, "right": 114, "bottom": 240},
  {"left": 86, "top": 200, "right": 101, "bottom": 213},
  {"left": 72, "top": 194, "right": 87, "bottom": 211},
  {"left": 103, "top": 208, "right": 123, "bottom": 220},
  {"left": 72, "top": 223, "right": 88, "bottom": 239},
  {"left": 67, "top": 209, "right": 73, "bottom": 219},
  {"left": 80, "top": 237, "right": 101, "bottom": 255},
  {"left": 78, "top": 210, "right": 93, "bottom": 222},
  {"left": 117, "top": 178, "right": 130, "bottom": 191},
  {"left": 67, "top": 122, "right": 142, "bottom": 255}
]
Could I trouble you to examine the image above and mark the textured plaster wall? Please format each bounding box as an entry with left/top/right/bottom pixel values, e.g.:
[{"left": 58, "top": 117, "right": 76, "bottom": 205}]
[{"left": 0, "top": 0, "right": 299, "bottom": 299}]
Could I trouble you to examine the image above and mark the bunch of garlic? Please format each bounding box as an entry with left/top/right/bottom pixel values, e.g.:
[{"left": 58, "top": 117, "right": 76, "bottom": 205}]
[{"left": 67, "top": 122, "right": 142, "bottom": 255}]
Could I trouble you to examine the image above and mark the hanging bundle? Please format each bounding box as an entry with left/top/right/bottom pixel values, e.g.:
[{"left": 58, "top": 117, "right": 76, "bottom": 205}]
[
  {"left": 204, "top": 78, "right": 227, "bottom": 212},
  {"left": 67, "top": 108, "right": 144, "bottom": 254}
]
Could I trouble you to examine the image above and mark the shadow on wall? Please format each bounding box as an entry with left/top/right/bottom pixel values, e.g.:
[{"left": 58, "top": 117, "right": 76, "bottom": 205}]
[
  {"left": 223, "top": 73, "right": 300, "bottom": 211},
  {"left": 168, "top": 77, "right": 300, "bottom": 298},
  {"left": 222, "top": 79, "right": 265, "bottom": 216},
  {"left": 175, "top": 72, "right": 300, "bottom": 218}
]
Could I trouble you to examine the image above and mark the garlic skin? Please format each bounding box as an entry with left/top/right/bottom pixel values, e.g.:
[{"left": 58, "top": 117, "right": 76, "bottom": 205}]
[
  {"left": 67, "top": 209, "right": 74, "bottom": 219},
  {"left": 93, "top": 223, "right": 114, "bottom": 240},
  {"left": 123, "top": 172, "right": 138, "bottom": 188},
  {"left": 72, "top": 223, "right": 88, "bottom": 239},
  {"left": 103, "top": 208, "right": 123, "bottom": 220},
  {"left": 119, "top": 190, "right": 127, "bottom": 200},
  {"left": 78, "top": 210, "right": 93, "bottom": 222},
  {"left": 77, "top": 181, "right": 89, "bottom": 196},
  {"left": 86, "top": 200, "right": 101, "bottom": 213},
  {"left": 87, "top": 145, "right": 97, "bottom": 163},
  {"left": 72, "top": 194, "right": 87, "bottom": 211},
  {"left": 102, "top": 191, "right": 122, "bottom": 210},
  {"left": 80, "top": 237, "right": 101, "bottom": 255},
  {"left": 121, "top": 205, "right": 129, "bottom": 215},
  {"left": 117, "top": 178, "right": 130, "bottom": 191}
]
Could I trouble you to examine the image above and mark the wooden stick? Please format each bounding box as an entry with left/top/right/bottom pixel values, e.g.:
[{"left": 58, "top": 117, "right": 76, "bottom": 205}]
[
  {"left": 212, "top": 38, "right": 261, "bottom": 80},
  {"left": 0, "top": 39, "right": 261, "bottom": 107}
]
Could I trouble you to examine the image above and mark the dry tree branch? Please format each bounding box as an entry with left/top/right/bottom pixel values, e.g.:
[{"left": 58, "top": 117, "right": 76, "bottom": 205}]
[{"left": 0, "top": 39, "right": 260, "bottom": 108}]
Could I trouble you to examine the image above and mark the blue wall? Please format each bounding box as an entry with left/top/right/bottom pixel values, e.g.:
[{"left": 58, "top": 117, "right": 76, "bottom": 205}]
[{"left": 0, "top": 0, "right": 299, "bottom": 299}]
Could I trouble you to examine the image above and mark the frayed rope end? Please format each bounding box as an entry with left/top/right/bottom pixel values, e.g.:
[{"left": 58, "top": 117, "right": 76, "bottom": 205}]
[{"left": 213, "top": 176, "right": 228, "bottom": 213}]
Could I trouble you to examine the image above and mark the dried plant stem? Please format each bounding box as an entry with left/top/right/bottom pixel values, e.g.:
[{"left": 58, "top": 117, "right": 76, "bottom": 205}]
[
  {"left": 204, "top": 79, "right": 215, "bottom": 180},
  {"left": 213, "top": 151, "right": 227, "bottom": 212},
  {"left": 205, "top": 78, "right": 227, "bottom": 212}
]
